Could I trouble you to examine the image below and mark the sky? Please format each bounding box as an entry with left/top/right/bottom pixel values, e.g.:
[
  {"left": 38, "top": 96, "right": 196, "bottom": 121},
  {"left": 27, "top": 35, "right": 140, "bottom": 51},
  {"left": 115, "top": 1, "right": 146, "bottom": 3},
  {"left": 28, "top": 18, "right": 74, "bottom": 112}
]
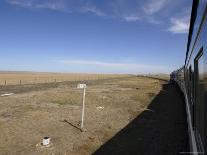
[{"left": 0, "top": 0, "right": 192, "bottom": 74}]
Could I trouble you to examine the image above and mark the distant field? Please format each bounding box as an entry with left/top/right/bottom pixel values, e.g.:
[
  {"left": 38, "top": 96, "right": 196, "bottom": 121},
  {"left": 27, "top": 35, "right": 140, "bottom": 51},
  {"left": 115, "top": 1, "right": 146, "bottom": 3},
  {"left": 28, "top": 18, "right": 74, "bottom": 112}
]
[{"left": 0, "top": 71, "right": 131, "bottom": 85}]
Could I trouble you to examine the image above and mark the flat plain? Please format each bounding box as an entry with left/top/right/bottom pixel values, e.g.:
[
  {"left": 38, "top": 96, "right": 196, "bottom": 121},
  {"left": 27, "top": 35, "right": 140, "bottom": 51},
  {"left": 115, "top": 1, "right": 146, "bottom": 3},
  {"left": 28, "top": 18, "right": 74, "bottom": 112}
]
[
  {"left": 0, "top": 71, "right": 129, "bottom": 85},
  {"left": 0, "top": 74, "right": 169, "bottom": 155}
]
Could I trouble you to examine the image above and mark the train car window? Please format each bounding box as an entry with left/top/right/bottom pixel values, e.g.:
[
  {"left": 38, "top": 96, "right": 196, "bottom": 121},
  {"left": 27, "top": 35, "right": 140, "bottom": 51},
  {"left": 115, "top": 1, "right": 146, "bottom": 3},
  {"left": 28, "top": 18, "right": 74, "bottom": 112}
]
[
  {"left": 190, "top": 66, "right": 194, "bottom": 102},
  {"left": 187, "top": 66, "right": 192, "bottom": 104},
  {"left": 194, "top": 48, "right": 205, "bottom": 152},
  {"left": 190, "top": 66, "right": 195, "bottom": 113},
  {"left": 189, "top": 66, "right": 192, "bottom": 81}
]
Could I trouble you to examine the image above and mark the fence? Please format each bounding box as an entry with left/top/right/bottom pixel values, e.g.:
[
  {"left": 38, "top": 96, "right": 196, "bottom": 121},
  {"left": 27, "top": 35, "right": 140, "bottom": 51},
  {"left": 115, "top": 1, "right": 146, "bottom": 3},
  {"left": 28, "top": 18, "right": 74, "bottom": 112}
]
[{"left": 0, "top": 73, "right": 130, "bottom": 86}]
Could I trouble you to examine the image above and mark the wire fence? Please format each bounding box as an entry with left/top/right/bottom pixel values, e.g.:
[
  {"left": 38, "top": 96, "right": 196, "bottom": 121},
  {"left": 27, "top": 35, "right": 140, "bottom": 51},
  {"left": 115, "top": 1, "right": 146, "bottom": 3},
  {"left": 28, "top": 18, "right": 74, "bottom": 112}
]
[{"left": 0, "top": 74, "right": 131, "bottom": 86}]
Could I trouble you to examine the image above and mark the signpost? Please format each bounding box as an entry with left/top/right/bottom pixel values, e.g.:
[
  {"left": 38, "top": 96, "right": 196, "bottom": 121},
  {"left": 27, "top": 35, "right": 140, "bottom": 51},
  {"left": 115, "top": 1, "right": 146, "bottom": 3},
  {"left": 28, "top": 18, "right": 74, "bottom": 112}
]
[{"left": 77, "top": 84, "right": 87, "bottom": 131}]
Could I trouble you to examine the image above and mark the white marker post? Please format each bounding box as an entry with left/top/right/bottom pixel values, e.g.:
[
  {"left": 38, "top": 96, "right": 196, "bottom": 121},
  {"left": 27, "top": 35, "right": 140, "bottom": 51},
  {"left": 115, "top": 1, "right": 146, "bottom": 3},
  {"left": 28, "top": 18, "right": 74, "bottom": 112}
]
[{"left": 77, "top": 84, "right": 87, "bottom": 131}]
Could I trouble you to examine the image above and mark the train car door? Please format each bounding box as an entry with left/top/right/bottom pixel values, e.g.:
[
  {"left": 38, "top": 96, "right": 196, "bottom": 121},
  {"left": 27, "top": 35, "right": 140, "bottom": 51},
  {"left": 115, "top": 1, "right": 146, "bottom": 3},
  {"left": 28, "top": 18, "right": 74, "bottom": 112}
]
[{"left": 194, "top": 48, "right": 205, "bottom": 152}]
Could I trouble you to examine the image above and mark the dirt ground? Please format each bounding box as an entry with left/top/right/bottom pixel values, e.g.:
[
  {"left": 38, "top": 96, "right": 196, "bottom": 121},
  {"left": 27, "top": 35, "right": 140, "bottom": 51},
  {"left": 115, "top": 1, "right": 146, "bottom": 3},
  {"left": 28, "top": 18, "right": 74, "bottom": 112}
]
[
  {"left": 94, "top": 82, "right": 189, "bottom": 155},
  {"left": 0, "top": 76, "right": 188, "bottom": 155}
]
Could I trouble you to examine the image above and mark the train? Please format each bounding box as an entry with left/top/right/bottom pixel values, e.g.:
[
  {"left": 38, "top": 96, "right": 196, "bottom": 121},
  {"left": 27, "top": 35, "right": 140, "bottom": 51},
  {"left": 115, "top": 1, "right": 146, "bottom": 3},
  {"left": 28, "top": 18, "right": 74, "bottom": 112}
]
[
  {"left": 170, "top": 66, "right": 185, "bottom": 92},
  {"left": 170, "top": 0, "right": 207, "bottom": 154}
]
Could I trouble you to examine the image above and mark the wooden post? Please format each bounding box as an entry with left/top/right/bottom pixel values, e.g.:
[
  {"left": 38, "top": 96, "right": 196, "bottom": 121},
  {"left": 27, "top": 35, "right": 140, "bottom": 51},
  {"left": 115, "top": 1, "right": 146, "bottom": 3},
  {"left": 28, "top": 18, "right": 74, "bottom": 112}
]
[{"left": 5, "top": 80, "right": 6, "bottom": 85}]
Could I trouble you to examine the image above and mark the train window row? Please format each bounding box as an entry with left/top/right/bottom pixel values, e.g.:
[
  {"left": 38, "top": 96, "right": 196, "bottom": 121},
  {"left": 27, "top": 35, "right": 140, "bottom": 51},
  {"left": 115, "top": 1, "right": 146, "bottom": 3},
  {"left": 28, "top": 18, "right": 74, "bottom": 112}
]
[
  {"left": 185, "top": 47, "right": 205, "bottom": 153},
  {"left": 185, "top": 0, "right": 207, "bottom": 153}
]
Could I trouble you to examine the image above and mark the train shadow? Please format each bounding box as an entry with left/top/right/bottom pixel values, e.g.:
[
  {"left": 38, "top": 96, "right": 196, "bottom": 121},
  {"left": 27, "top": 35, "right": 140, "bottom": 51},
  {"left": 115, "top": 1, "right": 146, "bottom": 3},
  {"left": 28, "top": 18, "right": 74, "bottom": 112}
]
[{"left": 93, "top": 83, "right": 189, "bottom": 155}]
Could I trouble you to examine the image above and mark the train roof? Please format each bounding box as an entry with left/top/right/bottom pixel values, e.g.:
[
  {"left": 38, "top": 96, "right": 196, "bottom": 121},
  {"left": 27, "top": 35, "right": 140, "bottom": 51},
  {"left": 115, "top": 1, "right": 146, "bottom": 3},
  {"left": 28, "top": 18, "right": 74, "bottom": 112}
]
[{"left": 185, "top": 0, "right": 199, "bottom": 64}]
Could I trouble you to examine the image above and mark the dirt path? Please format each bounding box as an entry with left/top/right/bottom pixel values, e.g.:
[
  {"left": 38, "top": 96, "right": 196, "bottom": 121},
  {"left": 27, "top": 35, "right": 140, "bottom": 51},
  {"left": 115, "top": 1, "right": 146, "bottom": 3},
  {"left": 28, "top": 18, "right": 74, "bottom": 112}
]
[{"left": 93, "top": 83, "right": 189, "bottom": 155}]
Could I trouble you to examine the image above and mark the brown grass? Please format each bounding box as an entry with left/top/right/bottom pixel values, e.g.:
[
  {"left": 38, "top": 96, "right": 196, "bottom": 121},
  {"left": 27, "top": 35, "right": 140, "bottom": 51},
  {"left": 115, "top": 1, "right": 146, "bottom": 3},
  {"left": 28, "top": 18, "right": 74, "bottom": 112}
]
[
  {"left": 0, "top": 71, "right": 131, "bottom": 85},
  {"left": 0, "top": 76, "right": 166, "bottom": 154}
]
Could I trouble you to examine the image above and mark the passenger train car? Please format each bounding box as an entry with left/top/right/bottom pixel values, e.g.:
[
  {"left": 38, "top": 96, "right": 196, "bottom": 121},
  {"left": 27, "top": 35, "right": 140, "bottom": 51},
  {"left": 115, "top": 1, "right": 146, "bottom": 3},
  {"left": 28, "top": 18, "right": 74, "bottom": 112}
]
[
  {"left": 171, "top": 0, "right": 207, "bottom": 154},
  {"left": 170, "top": 66, "right": 185, "bottom": 92}
]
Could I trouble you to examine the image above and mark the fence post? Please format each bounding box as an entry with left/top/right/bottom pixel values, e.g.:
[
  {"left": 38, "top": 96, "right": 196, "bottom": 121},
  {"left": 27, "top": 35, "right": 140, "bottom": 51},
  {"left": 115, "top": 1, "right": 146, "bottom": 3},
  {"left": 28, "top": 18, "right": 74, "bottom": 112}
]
[
  {"left": 5, "top": 80, "right": 6, "bottom": 85},
  {"left": 20, "top": 80, "right": 22, "bottom": 85}
]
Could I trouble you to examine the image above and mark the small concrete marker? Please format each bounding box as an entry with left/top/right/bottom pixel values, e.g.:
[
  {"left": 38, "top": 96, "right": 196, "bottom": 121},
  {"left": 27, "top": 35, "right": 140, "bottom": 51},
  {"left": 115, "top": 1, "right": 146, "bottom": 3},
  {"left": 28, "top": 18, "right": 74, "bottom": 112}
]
[
  {"left": 42, "top": 137, "right": 51, "bottom": 146},
  {"left": 36, "top": 136, "right": 54, "bottom": 151}
]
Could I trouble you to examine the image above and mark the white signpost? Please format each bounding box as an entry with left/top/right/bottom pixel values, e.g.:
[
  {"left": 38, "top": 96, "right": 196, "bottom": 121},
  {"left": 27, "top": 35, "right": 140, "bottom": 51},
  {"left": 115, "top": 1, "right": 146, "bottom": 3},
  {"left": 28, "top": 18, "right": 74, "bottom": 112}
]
[{"left": 77, "top": 84, "right": 87, "bottom": 131}]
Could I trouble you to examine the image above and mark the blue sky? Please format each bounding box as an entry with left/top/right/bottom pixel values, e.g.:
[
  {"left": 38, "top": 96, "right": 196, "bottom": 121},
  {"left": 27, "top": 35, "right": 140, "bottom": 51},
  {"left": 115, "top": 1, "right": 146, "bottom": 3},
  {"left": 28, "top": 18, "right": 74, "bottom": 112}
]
[{"left": 0, "top": 0, "right": 192, "bottom": 74}]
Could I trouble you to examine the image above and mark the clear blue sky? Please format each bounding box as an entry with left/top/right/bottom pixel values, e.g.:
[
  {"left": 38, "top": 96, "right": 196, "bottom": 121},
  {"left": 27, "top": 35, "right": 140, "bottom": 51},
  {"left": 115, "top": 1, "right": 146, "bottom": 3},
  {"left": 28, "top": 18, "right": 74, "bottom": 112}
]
[{"left": 0, "top": 0, "right": 192, "bottom": 74}]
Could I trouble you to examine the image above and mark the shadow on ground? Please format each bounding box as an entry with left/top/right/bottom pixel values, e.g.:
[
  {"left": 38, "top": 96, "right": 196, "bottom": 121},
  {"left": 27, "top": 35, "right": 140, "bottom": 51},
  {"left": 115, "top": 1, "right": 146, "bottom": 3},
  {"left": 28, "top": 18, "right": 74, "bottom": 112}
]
[
  {"left": 93, "top": 83, "right": 189, "bottom": 155},
  {"left": 61, "top": 119, "right": 82, "bottom": 132}
]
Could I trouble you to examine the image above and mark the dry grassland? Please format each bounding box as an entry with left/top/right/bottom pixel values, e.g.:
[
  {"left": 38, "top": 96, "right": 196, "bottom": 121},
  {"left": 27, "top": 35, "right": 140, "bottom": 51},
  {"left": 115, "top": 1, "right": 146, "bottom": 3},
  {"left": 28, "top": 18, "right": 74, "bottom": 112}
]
[
  {"left": 0, "top": 71, "right": 130, "bottom": 85},
  {"left": 0, "top": 76, "right": 167, "bottom": 155}
]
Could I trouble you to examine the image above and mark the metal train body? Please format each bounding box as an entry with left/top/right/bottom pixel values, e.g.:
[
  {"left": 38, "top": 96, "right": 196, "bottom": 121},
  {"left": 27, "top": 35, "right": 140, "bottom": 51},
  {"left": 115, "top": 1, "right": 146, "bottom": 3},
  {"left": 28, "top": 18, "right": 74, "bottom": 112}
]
[
  {"left": 170, "top": 66, "right": 185, "bottom": 92},
  {"left": 171, "top": 0, "right": 207, "bottom": 154}
]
